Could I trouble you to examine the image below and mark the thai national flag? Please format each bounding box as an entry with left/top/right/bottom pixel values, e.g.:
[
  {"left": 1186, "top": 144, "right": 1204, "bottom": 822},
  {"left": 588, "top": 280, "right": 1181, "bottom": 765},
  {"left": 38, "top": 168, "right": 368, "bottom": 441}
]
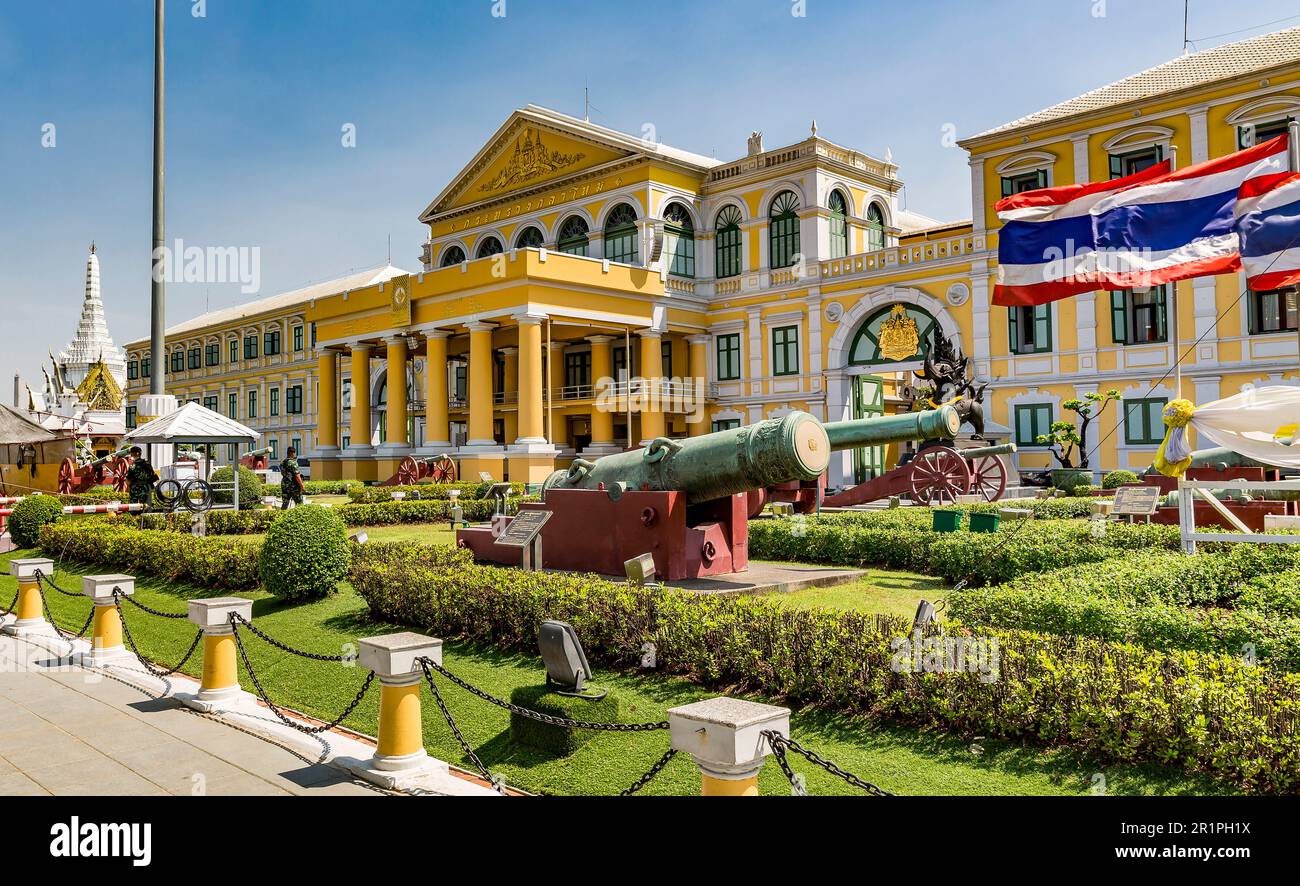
[
  {"left": 993, "top": 135, "right": 1290, "bottom": 307},
  {"left": 1236, "top": 170, "right": 1300, "bottom": 292}
]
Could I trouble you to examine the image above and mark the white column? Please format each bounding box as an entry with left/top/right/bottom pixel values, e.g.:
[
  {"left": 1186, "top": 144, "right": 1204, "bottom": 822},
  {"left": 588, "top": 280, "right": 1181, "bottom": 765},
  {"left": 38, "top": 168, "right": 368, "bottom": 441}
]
[{"left": 969, "top": 157, "right": 987, "bottom": 235}]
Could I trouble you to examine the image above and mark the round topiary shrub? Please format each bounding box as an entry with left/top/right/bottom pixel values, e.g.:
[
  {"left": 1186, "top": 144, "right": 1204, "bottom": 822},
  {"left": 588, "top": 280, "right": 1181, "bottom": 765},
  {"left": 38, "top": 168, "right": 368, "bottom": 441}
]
[
  {"left": 258, "top": 505, "right": 350, "bottom": 600},
  {"left": 1070, "top": 483, "right": 1097, "bottom": 497},
  {"left": 1102, "top": 469, "right": 1140, "bottom": 489},
  {"left": 8, "top": 495, "right": 65, "bottom": 548},
  {"left": 210, "top": 465, "right": 263, "bottom": 510}
]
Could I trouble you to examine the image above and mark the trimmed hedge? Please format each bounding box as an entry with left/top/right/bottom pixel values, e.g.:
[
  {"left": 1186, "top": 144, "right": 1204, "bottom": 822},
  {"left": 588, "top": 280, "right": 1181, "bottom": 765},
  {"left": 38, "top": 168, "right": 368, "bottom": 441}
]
[
  {"left": 38, "top": 520, "right": 260, "bottom": 590},
  {"left": 258, "top": 505, "right": 350, "bottom": 600},
  {"left": 748, "top": 515, "right": 1181, "bottom": 586},
  {"left": 259, "top": 480, "right": 361, "bottom": 497},
  {"left": 346, "top": 481, "right": 527, "bottom": 504},
  {"left": 349, "top": 542, "right": 1300, "bottom": 792},
  {"left": 8, "top": 496, "right": 65, "bottom": 548},
  {"left": 337, "top": 499, "right": 503, "bottom": 526},
  {"left": 1103, "top": 470, "right": 1141, "bottom": 489}
]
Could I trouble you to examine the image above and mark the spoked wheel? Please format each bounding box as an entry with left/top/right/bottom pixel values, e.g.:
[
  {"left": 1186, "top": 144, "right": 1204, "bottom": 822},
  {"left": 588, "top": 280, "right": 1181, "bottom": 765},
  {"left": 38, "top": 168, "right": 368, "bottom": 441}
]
[
  {"left": 110, "top": 457, "right": 132, "bottom": 494},
  {"left": 909, "top": 446, "right": 972, "bottom": 506},
  {"left": 428, "top": 455, "right": 457, "bottom": 484},
  {"left": 153, "top": 479, "right": 183, "bottom": 510},
  {"left": 181, "top": 479, "right": 215, "bottom": 512},
  {"left": 393, "top": 455, "right": 421, "bottom": 486},
  {"left": 57, "top": 458, "right": 78, "bottom": 495},
  {"left": 970, "top": 455, "right": 1008, "bottom": 502}
]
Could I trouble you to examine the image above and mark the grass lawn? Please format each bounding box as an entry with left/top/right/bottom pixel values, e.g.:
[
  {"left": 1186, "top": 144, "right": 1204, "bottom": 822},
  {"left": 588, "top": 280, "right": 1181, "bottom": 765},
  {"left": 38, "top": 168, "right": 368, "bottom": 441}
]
[
  {"left": 230, "top": 524, "right": 459, "bottom": 546},
  {"left": 767, "top": 568, "right": 947, "bottom": 619},
  {"left": 0, "top": 548, "right": 1235, "bottom": 796}
]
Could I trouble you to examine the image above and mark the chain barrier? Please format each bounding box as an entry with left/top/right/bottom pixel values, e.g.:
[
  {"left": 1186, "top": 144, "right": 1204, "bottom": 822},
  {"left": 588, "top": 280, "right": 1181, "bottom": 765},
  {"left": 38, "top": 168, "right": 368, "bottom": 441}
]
[
  {"left": 620, "top": 747, "right": 677, "bottom": 796},
  {"left": 418, "top": 658, "right": 669, "bottom": 732},
  {"left": 31, "top": 577, "right": 92, "bottom": 640},
  {"left": 230, "top": 612, "right": 355, "bottom": 663},
  {"left": 117, "top": 594, "right": 189, "bottom": 620},
  {"left": 762, "top": 731, "right": 895, "bottom": 796},
  {"left": 417, "top": 659, "right": 502, "bottom": 792},
  {"left": 112, "top": 595, "right": 204, "bottom": 678},
  {"left": 34, "top": 570, "right": 83, "bottom": 599},
  {"left": 2, "top": 586, "right": 18, "bottom": 617},
  {"left": 229, "top": 613, "right": 375, "bottom": 735}
]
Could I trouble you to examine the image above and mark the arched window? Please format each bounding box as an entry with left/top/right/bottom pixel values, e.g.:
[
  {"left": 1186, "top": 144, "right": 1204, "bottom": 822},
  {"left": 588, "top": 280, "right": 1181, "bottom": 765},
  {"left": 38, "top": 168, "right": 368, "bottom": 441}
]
[
  {"left": 715, "top": 205, "right": 742, "bottom": 279},
  {"left": 476, "top": 236, "right": 503, "bottom": 259},
  {"left": 557, "top": 216, "right": 590, "bottom": 256},
  {"left": 663, "top": 203, "right": 695, "bottom": 278},
  {"left": 603, "top": 203, "right": 639, "bottom": 265},
  {"left": 848, "top": 303, "right": 939, "bottom": 365},
  {"left": 515, "top": 226, "right": 544, "bottom": 249},
  {"left": 769, "top": 191, "right": 801, "bottom": 269},
  {"left": 440, "top": 245, "right": 466, "bottom": 267},
  {"left": 828, "top": 190, "right": 849, "bottom": 259},
  {"left": 866, "top": 203, "right": 886, "bottom": 252}
]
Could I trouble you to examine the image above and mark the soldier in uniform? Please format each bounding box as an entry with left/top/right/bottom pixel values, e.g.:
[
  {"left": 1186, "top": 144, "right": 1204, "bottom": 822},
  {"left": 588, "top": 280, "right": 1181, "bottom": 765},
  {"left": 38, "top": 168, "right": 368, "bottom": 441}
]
[
  {"left": 125, "top": 447, "right": 158, "bottom": 507},
  {"left": 280, "top": 447, "right": 305, "bottom": 509}
]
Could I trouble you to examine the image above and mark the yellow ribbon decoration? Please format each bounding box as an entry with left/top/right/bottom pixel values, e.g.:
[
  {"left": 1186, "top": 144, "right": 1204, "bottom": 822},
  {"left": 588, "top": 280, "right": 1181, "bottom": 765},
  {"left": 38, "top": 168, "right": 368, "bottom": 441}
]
[{"left": 1152, "top": 398, "right": 1196, "bottom": 477}]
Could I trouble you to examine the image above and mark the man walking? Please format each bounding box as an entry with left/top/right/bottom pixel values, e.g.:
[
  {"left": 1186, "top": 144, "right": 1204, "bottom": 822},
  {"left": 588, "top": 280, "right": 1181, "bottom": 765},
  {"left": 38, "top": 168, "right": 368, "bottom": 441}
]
[
  {"left": 279, "top": 446, "right": 305, "bottom": 509},
  {"left": 125, "top": 446, "right": 158, "bottom": 508}
]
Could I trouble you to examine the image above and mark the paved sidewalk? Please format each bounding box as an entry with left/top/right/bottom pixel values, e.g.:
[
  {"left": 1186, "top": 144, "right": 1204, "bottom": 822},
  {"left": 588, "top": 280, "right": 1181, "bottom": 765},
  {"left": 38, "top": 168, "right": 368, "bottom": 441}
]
[{"left": 0, "top": 636, "right": 388, "bottom": 796}]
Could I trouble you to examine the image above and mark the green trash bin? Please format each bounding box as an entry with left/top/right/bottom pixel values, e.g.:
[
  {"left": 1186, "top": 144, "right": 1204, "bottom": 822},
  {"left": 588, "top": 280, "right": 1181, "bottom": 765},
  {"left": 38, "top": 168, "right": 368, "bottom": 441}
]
[
  {"left": 932, "top": 510, "right": 963, "bottom": 533},
  {"left": 969, "top": 511, "right": 1001, "bottom": 533}
]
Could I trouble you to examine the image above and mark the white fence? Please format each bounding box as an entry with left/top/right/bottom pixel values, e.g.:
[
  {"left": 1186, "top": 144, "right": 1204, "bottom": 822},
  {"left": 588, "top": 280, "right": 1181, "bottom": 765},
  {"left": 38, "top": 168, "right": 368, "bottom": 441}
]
[{"left": 1178, "top": 477, "right": 1300, "bottom": 554}]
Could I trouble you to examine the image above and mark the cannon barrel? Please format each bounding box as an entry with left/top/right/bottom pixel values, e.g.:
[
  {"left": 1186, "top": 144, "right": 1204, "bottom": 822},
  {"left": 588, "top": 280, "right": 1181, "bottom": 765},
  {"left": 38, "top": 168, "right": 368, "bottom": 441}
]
[
  {"left": 958, "top": 442, "right": 1018, "bottom": 459},
  {"left": 244, "top": 447, "right": 273, "bottom": 458},
  {"left": 88, "top": 447, "right": 133, "bottom": 468},
  {"left": 543, "top": 411, "right": 830, "bottom": 506},
  {"left": 822, "top": 406, "right": 960, "bottom": 452}
]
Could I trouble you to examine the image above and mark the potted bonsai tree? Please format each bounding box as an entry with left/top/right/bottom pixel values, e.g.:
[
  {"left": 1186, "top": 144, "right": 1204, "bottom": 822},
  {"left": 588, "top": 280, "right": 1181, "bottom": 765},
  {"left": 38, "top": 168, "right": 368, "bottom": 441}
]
[{"left": 1036, "top": 389, "right": 1120, "bottom": 491}]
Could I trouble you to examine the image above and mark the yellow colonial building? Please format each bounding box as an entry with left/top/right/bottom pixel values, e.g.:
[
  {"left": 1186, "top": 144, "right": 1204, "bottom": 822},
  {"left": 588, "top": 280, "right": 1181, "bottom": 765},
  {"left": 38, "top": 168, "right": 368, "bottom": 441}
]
[
  {"left": 126, "top": 27, "right": 1300, "bottom": 486},
  {"left": 961, "top": 26, "right": 1300, "bottom": 475}
]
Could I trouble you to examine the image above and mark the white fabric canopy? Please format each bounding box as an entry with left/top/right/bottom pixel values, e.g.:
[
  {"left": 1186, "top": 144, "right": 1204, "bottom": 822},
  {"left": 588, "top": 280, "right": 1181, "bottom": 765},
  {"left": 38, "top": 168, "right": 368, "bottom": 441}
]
[{"left": 1189, "top": 386, "right": 1300, "bottom": 468}]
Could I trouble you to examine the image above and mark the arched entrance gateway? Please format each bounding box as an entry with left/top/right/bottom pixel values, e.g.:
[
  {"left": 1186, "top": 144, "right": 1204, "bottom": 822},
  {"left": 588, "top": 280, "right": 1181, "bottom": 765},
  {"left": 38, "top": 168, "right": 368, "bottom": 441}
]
[{"left": 825, "top": 288, "right": 964, "bottom": 487}]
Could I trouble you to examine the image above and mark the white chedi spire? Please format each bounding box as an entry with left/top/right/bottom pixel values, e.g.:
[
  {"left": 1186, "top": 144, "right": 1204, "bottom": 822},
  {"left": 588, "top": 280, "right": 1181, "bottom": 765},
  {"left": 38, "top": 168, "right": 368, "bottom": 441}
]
[{"left": 57, "top": 242, "right": 127, "bottom": 393}]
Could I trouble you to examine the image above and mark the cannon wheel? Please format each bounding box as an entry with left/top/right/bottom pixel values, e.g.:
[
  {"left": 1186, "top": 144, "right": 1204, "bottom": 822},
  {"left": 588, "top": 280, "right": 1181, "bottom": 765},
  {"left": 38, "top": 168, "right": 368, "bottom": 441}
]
[
  {"left": 428, "top": 456, "right": 457, "bottom": 484},
  {"left": 393, "top": 455, "right": 421, "bottom": 486},
  {"left": 910, "top": 446, "right": 972, "bottom": 505},
  {"left": 109, "top": 456, "right": 132, "bottom": 494},
  {"left": 57, "top": 458, "right": 78, "bottom": 495},
  {"left": 970, "top": 455, "right": 1008, "bottom": 502}
]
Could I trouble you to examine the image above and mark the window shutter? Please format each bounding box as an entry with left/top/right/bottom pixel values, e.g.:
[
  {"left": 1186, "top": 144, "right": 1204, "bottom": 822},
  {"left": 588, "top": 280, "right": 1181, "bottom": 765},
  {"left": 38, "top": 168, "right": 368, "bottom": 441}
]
[
  {"left": 1155, "top": 287, "right": 1168, "bottom": 341},
  {"left": 1036, "top": 170, "right": 1048, "bottom": 189},
  {"left": 1109, "top": 155, "right": 1123, "bottom": 179},
  {"left": 1001, "top": 178, "right": 1013, "bottom": 198},
  {"left": 1035, "top": 304, "right": 1051, "bottom": 351},
  {"left": 1008, "top": 306, "right": 1019, "bottom": 354},
  {"left": 1111, "top": 291, "right": 1128, "bottom": 344}
]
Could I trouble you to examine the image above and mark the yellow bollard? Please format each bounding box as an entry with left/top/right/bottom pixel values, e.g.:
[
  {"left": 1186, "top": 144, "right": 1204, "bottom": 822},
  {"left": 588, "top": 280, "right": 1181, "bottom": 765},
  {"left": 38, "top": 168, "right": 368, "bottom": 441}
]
[
  {"left": 667, "top": 697, "right": 791, "bottom": 797},
  {"left": 4, "top": 558, "right": 56, "bottom": 637},
  {"left": 182, "top": 598, "right": 254, "bottom": 712},
  {"left": 82, "top": 575, "right": 135, "bottom": 666},
  {"left": 351, "top": 631, "right": 447, "bottom": 784}
]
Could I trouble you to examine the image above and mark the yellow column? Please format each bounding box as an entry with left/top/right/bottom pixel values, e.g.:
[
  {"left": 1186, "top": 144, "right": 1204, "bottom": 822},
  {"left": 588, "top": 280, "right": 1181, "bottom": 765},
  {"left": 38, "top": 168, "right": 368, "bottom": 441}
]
[
  {"left": 500, "top": 347, "right": 519, "bottom": 446},
  {"left": 587, "top": 335, "right": 615, "bottom": 446},
  {"left": 424, "top": 332, "right": 451, "bottom": 447},
  {"left": 349, "top": 343, "right": 373, "bottom": 449},
  {"left": 701, "top": 774, "right": 761, "bottom": 796},
  {"left": 317, "top": 349, "right": 339, "bottom": 449},
  {"left": 466, "top": 322, "right": 497, "bottom": 446},
  {"left": 377, "top": 681, "right": 423, "bottom": 758},
  {"left": 185, "top": 599, "right": 253, "bottom": 710},
  {"left": 516, "top": 317, "right": 545, "bottom": 443},
  {"left": 687, "top": 334, "right": 710, "bottom": 437},
  {"left": 358, "top": 633, "right": 442, "bottom": 776},
  {"left": 639, "top": 329, "right": 665, "bottom": 443},
  {"left": 384, "top": 336, "right": 409, "bottom": 448},
  {"left": 549, "top": 340, "right": 566, "bottom": 447},
  {"left": 5, "top": 559, "right": 53, "bottom": 635}
]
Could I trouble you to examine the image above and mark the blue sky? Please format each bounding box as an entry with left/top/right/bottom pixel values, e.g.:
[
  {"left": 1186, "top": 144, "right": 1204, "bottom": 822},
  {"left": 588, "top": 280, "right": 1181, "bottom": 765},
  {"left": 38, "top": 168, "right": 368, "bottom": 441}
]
[{"left": 3, "top": 0, "right": 1300, "bottom": 393}]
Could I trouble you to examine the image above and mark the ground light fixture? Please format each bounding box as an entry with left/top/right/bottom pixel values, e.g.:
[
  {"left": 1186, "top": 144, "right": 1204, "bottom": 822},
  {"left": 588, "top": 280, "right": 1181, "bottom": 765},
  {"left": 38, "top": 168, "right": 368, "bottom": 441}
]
[
  {"left": 538, "top": 620, "right": 607, "bottom": 700},
  {"left": 349, "top": 531, "right": 368, "bottom": 545},
  {"left": 623, "top": 553, "right": 661, "bottom": 588}
]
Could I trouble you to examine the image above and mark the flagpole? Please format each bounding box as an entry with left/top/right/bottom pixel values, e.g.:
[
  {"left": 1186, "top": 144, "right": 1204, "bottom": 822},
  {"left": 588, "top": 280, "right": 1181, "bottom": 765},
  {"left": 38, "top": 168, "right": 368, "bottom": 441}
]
[{"left": 1168, "top": 144, "right": 1181, "bottom": 398}]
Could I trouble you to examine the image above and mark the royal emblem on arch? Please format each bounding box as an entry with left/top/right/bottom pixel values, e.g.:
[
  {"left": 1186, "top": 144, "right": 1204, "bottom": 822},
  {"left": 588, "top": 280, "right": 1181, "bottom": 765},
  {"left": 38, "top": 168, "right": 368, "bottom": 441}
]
[{"left": 878, "top": 304, "right": 920, "bottom": 361}]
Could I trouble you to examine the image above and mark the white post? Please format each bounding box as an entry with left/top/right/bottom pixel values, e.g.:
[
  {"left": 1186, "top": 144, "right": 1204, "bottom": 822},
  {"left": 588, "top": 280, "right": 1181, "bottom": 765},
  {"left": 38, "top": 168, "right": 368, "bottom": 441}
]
[
  {"left": 1168, "top": 144, "right": 1181, "bottom": 398},
  {"left": 3, "top": 558, "right": 56, "bottom": 637},
  {"left": 1290, "top": 121, "right": 1299, "bottom": 370},
  {"left": 667, "top": 697, "right": 790, "bottom": 796},
  {"left": 1178, "top": 479, "right": 1196, "bottom": 554},
  {"left": 81, "top": 574, "right": 135, "bottom": 666}
]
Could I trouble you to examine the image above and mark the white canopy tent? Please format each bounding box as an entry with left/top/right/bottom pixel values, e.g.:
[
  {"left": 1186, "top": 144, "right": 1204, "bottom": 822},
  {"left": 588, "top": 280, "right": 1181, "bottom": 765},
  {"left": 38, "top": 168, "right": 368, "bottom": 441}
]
[{"left": 125, "top": 402, "right": 259, "bottom": 510}]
